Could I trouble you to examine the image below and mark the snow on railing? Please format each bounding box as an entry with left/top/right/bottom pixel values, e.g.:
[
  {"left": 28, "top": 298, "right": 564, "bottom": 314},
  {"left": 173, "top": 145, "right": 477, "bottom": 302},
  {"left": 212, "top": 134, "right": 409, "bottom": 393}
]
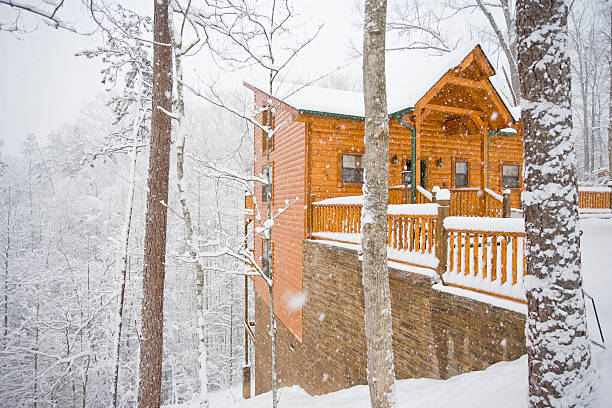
[
  {"left": 443, "top": 217, "right": 526, "bottom": 303},
  {"left": 310, "top": 201, "right": 440, "bottom": 270},
  {"left": 310, "top": 199, "right": 530, "bottom": 303},
  {"left": 449, "top": 188, "right": 483, "bottom": 217},
  {"left": 417, "top": 185, "right": 433, "bottom": 202},
  {"left": 484, "top": 188, "right": 503, "bottom": 202},
  {"left": 577, "top": 186, "right": 611, "bottom": 210}
]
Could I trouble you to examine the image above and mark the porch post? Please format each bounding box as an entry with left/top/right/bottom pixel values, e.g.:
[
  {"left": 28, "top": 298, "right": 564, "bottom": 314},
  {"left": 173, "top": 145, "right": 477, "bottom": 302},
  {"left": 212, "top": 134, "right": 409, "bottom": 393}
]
[
  {"left": 415, "top": 108, "right": 423, "bottom": 193},
  {"left": 480, "top": 121, "right": 489, "bottom": 216},
  {"left": 503, "top": 190, "right": 512, "bottom": 218}
]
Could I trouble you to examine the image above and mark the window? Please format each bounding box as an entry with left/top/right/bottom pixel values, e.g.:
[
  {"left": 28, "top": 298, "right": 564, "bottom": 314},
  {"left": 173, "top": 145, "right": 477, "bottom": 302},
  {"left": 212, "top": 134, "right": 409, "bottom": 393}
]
[
  {"left": 454, "top": 161, "right": 468, "bottom": 187},
  {"left": 502, "top": 164, "right": 520, "bottom": 188},
  {"left": 262, "top": 240, "right": 271, "bottom": 278},
  {"left": 261, "top": 108, "right": 274, "bottom": 153},
  {"left": 262, "top": 166, "right": 272, "bottom": 202},
  {"left": 342, "top": 154, "right": 364, "bottom": 184}
]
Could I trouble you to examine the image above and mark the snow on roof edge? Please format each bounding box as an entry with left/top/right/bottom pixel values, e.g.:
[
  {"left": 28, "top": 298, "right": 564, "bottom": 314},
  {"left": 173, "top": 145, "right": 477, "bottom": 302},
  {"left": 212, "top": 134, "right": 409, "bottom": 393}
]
[{"left": 244, "top": 43, "right": 522, "bottom": 122}]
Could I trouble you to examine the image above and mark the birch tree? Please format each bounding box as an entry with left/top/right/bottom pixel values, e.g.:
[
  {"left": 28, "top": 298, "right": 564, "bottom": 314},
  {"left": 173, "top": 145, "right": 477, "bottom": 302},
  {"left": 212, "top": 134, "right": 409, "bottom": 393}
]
[
  {"left": 171, "top": 2, "right": 318, "bottom": 406},
  {"left": 361, "top": 1, "right": 396, "bottom": 408},
  {"left": 138, "top": 0, "right": 173, "bottom": 406},
  {"left": 516, "top": 0, "right": 595, "bottom": 406},
  {"left": 168, "top": 7, "right": 210, "bottom": 407}
]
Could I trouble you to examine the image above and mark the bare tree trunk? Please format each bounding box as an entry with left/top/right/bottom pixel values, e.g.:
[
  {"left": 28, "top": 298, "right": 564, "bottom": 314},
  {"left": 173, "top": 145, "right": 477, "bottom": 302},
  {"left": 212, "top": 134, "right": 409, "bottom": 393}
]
[
  {"left": 138, "top": 0, "right": 172, "bottom": 406},
  {"left": 516, "top": 1, "right": 594, "bottom": 406},
  {"left": 112, "top": 105, "right": 144, "bottom": 408},
  {"left": 361, "top": 1, "right": 396, "bottom": 407},
  {"left": 168, "top": 13, "right": 209, "bottom": 406},
  {"left": 581, "top": 75, "right": 590, "bottom": 176},
  {"left": 608, "top": 7, "right": 612, "bottom": 184},
  {"left": 3, "top": 187, "right": 10, "bottom": 338},
  {"left": 33, "top": 301, "right": 39, "bottom": 408},
  {"left": 477, "top": 0, "right": 521, "bottom": 103},
  {"left": 591, "top": 86, "right": 596, "bottom": 173}
]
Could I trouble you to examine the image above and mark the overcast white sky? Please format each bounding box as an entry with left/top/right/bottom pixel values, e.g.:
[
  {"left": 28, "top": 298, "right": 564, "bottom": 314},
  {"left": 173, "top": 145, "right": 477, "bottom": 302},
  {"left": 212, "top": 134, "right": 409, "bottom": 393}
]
[{"left": 0, "top": 0, "right": 359, "bottom": 155}]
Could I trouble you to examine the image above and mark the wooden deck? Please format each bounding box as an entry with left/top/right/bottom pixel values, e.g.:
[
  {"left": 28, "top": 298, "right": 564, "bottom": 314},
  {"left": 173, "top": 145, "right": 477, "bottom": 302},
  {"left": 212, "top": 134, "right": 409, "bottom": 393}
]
[{"left": 304, "top": 185, "right": 610, "bottom": 303}]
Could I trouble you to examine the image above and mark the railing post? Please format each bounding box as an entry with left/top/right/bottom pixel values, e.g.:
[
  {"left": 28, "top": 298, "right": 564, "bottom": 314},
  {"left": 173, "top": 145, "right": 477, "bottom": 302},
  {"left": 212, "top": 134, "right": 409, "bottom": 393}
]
[
  {"left": 436, "top": 189, "right": 450, "bottom": 280},
  {"left": 609, "top": 182, "right": 612, "bottom": 209},
  {"left": 308, "top": 194, "right": 315, "bottom": 238},
  {"left": 432, "top": 185, "right": 439, "bottom": 204},
  {"left": 502, "top": 189, "right": 511, "bottom": 218}
]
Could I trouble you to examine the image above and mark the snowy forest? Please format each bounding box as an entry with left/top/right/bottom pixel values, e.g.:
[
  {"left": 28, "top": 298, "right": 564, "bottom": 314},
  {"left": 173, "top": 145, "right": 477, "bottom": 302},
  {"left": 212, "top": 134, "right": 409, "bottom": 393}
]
[{"left": 0, "top": 1, "right": 611, "bottom": 408}]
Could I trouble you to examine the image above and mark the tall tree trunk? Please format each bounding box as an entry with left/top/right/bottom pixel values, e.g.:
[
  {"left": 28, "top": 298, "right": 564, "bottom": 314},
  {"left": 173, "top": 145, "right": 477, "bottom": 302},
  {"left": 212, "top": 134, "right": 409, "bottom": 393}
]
[
  {"left": 516, "top": 1, "right": 594, "bottom": 407},
  {"left": 3, "top": 186, "right": 10, "bottom": 338},
  {"left": 591, "top": 86, "right": 596, "bottom": 173},
  {"left": 361, "top": 1, "right": 396, "bottom": 407},
  {"left": 112, "top": 104, "right": 144, "bottom": 408},
  {"left": 608, "top": 7, "right": 612, "bottom": 185},
  {"left": 138, "top": 0, "right": 172, "bottom": 407},
  {"left": 168, "top": 13, "right": 209, "bottom": 407},
  {"left": 581, "top": 76, "right": 590, "bottom": 176}
]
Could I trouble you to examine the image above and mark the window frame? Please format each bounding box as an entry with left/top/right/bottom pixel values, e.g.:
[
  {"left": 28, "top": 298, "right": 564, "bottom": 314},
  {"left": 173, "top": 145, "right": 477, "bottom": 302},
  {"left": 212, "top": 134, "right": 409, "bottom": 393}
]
[
  {"left": 340, "top": 153, "right": 364, "bottom": 185},
  {"left": 261, "top": 239, "right": 273, "bottom": 278},
  {"left": 261, "top": 107, "right": 275, "bottom": 154},
  {"left": 453, "top": 160, "right": 469, "bottom": 188},
  {"left": 501, "top": 163, "right": 521, "bottom": 189},
  {"left": 261, "top": 164, "right": 273, "bottom": 203}
]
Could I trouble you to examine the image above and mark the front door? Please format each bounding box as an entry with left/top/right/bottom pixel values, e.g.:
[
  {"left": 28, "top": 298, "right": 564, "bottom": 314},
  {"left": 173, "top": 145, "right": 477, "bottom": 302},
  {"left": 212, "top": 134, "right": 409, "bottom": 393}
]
[
  {"left": 420, "top": 160, "right": 427, "bottom": 189},
  {"left": 405, "top": 159, "right": 428, "bottom": 189}
]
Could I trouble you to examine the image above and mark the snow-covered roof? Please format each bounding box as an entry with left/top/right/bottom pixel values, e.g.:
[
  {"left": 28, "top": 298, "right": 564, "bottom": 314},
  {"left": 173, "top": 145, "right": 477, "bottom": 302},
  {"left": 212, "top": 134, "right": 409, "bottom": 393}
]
[{"left": 246, "top": 42, "right": 520, "bottom": 122}]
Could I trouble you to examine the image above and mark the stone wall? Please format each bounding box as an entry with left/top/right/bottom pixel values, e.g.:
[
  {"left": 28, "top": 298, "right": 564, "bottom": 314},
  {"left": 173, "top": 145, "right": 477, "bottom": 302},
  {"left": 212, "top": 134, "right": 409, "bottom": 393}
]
[{"left": 254, "top": 240, "right": 526, "bottom": 396}]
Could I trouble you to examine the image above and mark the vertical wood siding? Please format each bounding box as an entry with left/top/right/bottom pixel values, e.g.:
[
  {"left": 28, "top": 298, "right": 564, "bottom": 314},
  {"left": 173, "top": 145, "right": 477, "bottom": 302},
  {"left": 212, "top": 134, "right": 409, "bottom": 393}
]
[{"left": 252, "top": 90, "right": 307, "bottom": 340}]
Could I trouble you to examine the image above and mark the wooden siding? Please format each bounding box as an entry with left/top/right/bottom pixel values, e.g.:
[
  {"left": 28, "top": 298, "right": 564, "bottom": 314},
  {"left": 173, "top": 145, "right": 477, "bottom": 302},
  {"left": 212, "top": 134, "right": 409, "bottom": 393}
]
[
  {"left": 306, "top": 116, "right": 415, "bottom": 202},
  {"left": 252, "top": 89, "right": 307, "bottom": 340}
]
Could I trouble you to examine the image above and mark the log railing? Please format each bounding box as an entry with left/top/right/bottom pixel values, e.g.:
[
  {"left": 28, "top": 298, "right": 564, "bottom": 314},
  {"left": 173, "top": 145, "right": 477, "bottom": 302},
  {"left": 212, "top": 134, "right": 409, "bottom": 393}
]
[
  {"left": 310, "top": 196, "right": 528, "bottom": 303},
  {"left": 449, "top": 188, "right": 483, "bottom": 216},
  {"left": 387, "top": 213, "right": 437, "bottom": 255},
  {"left": 388, "top": 186, "right": 433, "bottom": 204},
  {"left": 443, "top": 219, "right": 526, "bottom": 303},
  {"left": 483, "top": 188, "right": 504, "bottom": 218},
  {"left": 578, "top": 187, "right": 611, "bottom": 210},
  {"left": 311, "top": 200, "right": 439, "bottom": 269},
  {"left": 311, "top": 204, "right": 362, "bottom": 234}
]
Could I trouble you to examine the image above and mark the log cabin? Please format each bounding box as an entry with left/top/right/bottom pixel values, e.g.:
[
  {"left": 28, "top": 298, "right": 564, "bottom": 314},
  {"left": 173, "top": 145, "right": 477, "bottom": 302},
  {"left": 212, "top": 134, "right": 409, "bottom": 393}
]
[
  {"left": 244, "top": 43, "right": 523, "bottom": 340},
  {"left": 241, "top": 44, "right": 612, "bottom": 398}
]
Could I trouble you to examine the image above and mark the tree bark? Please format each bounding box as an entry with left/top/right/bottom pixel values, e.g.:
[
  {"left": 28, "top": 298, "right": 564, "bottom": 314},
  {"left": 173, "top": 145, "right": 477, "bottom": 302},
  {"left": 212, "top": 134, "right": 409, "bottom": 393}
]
[
  {"left": 361, "top": 1, "right": 396, "bottom": 407},
  {"left": 516, "top": 0, "right": 594, "bottom": 406},
  {"left": 138, "top": 0, "right": 172, "bottom": 407},
  {"left": 113, "top": 83, "right": 145, "bottom": 408},
  {"left": 608, "top": 6, "right": 611, "bottom": 184},
  {"left": 168, "top": 13, "right": 209, "bottom": 406}
]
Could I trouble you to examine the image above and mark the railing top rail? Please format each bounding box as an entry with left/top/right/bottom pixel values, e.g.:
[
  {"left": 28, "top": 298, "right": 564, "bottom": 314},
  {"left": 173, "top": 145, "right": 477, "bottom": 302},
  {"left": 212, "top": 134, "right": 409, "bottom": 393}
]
[
  {"left": 416, "top": 185, "right": 433, "bottom": 201},
  {"left": 388, "top": 214, "right": 438, "bottom": 219},
  {"left": 578, "top": 186, "right": 612, "bottom": 193},
  {"left": 312, "top": 203, "right": 362, "bottom": 207},
  {"left": 484, "top": 188, "right": 504, "bottom": 202},
  {"left": 444, "top": 216, "right": 525, "bottom": 234}
]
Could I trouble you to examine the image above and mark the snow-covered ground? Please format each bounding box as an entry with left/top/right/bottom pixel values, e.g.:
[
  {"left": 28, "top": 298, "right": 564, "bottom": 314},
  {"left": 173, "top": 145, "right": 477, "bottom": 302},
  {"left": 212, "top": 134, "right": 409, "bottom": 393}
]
[{"left": 168, "top": 218, "right": 612, "bottom": 408}]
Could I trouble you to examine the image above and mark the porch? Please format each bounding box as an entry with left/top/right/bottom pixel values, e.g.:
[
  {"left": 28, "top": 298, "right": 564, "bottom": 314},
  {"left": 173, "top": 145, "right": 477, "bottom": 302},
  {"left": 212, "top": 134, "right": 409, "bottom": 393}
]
[{"left": 306, "top": 186, "right": 611, "bottom": 304}]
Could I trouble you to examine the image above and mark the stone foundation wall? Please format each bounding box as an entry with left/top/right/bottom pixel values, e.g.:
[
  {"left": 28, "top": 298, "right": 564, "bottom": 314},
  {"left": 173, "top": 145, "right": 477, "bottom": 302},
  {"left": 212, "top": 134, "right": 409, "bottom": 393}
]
[{"left": 254, "top": 240, "right": 526, "bottom": 396}]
